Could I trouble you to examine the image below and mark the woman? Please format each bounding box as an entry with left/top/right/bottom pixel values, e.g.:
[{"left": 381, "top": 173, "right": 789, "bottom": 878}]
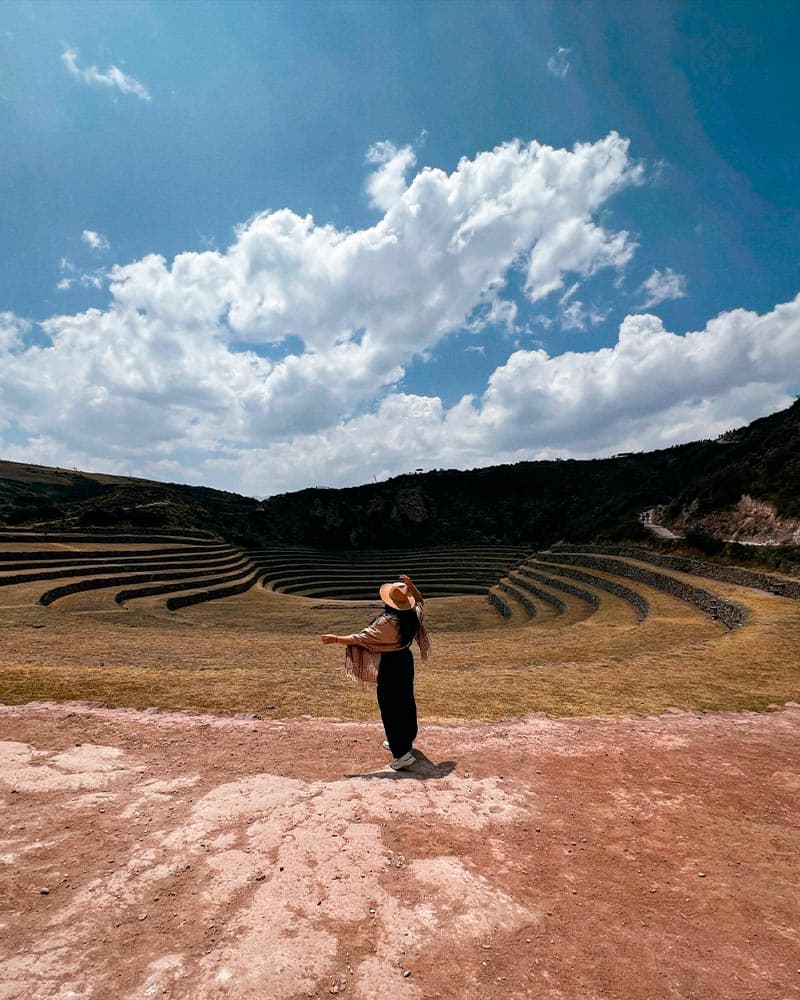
[{"left": 322, "top": 573, "right": 430, "bottom": 772}]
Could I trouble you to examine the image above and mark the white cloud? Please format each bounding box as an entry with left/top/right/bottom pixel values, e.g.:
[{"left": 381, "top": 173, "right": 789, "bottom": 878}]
[
  {"left": 61, "top": 46, "right": 151, "bottom": 102},
  {"left": 0, "top": 312, "right": 30, "bottom": 355},
  {"left": 82, "top": 229, "right": 110, "bottom": 251},
  {"left": 547, "top": 47, "right": 571, "bottom": 78},
  {"left": 2, "top": 133, "right": 797, "bottom": 496},
  {"left": 559, "top": 298, "right": 610, "bottom": 331},
  {"left": 56, "top": 248, "right": 108, "bottom": 291},
  {"left": 637, "top": 267, "right": 687, "bottom": 308},
  {"left": 205, "top": 297, "right": 799, "bottom": 494},
  {"left": 364, "top": 141, "right": 417, "bottom": 212}
]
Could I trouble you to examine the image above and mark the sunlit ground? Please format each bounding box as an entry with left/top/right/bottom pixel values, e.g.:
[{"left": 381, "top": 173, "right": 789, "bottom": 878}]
[{"left": 1, "top": 570, "right": 798, "bottom": 719}]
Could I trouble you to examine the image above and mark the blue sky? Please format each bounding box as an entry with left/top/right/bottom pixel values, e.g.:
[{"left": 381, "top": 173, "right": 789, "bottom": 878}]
[{"left": 1, "top": 0, "right": 798, "bottom": 496}]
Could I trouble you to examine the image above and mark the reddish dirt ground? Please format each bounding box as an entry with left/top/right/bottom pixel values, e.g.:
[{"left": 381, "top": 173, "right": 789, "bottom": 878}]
[{"left": 1, "top": 700, "right": 799, "bottom": 1000}]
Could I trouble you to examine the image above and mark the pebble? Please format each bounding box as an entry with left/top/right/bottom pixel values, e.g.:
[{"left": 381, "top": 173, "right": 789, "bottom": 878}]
[{"left": 40, "top": 887, "right": 50, "bottom": 895}]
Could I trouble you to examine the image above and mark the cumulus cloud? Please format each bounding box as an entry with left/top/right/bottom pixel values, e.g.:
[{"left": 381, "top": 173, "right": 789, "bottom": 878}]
[
  {"left": 209, "top": 297, "right": 800, "bottom": 494},
  {"left": 1, "top": 133, "right": 796, "bottom": 496},
  {"left": 637, "top": 267, "right": 687, "bottom": 308},
  {"left": 547, "top": 47, "right": 571, "bottom": 78},
  {"left": 61, "top": 46, "right": 151, "bottom": 102},
  {"left": 82, "top": 229, "right": 110, "bottom": 251},
  {"left": 364, "top": 141, "right": 417, "bottom": 212},
  {"left": 0, "top": 312, "right": 29, "bottom": 355}
]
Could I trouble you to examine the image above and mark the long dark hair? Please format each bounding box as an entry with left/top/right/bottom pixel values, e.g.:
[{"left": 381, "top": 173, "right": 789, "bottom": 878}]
[{"left": 384, "top": 606, "right": 420, "bottom": 647}]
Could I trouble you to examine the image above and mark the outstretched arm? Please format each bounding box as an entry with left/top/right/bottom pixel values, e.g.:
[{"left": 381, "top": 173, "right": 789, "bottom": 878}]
[
  {"left": 399, "top": 573, "right": 424, "bottom": 605},
  {"left": 321, "top": 634, "right": 350, "bottom": 645}
]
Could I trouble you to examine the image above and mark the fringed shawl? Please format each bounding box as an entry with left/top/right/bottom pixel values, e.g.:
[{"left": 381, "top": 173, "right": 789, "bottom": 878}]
[{"left": 344, "top": 605, "right": 430, "bottom": 685}]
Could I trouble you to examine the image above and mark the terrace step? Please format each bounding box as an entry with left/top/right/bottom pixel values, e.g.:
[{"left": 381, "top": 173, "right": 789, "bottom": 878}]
[
  {"left": 0, "top": 551, "right": 247, "bottom": 590},
  {"left": 495, "top": 580, "right": 537, "bottom": 619},
  {"left": 537, "top": 551, "right": 746, "bottom": 628},
  {"left": 247, "top": 544, "right": 532, "bottom": 600},
  {"left": 505, "top": 571, "right": 566, "bottom": 615},
  {"left": 524, "top": 558, "right": 649, "bottom": 621},
  {"left": 165, "top": 571, "right": 262, "bottom": 610},
  {"left": 514, "top": 565, "right": 600, "bottom": 612},
  {"left": 38, "top": 554, "right": 254, "bottom": 607},
  {"left": 552, "top": 543, "right": 800, "bottom": 600},
  {"left": 116, "top": 562, "right": 258, "bottom": 605}
]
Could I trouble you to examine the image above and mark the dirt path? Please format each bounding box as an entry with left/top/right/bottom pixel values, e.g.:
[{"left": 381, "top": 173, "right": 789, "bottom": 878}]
[{"left": 1, "top": 701, "right": 799, "bottom": 999}]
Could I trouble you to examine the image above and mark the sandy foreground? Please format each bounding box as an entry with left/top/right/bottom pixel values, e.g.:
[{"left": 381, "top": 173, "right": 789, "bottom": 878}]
[{"left": 1, "top": 700, "right": 798, "bottom": 1000}]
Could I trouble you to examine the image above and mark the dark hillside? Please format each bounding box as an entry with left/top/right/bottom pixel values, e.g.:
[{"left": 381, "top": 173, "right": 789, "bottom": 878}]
[
  {"left": 663, "top": 400, "right": 800, "bottom": 521},
  {"left": 254, "top": 445, "right": 708, "bottom": 549},
  {"left": 255, "top": 401, "right": 800, "bottom": 549},
  {"left": 1, "top": 400, "right": 798, "bottom": 551}
]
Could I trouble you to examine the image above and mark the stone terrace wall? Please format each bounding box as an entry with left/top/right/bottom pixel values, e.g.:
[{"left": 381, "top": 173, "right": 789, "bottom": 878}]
[
  {"left": 526, "top": 560, "right": 649, "bottom": 620},
  {"left": 166, "top": 572, "right": 261, "bottom": 610},
  {"left": 507, "top": 573, "right": 567, "bottom": 614},
  {"left": 516, "top": 566, "right": 600, "bottom": 610},
  {"left": 553, "top": 544, "right": 800, "bottom": 600},
  {"left": 539, "top": 552, "right": 745, "bottom": 629},
  {"left": 487, "top": 591, "right": 512, "bottom": 619},
  {"left": 497, "top": 581, "right": 537, "bottom": 617}
]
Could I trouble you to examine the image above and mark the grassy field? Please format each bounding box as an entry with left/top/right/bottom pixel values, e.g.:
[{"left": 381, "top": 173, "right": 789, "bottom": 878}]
[{"left": 1, "top": 567, "right": 798, "bottom": 719}]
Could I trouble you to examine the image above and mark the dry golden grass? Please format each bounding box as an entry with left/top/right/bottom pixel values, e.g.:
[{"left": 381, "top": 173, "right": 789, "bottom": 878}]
[{"left": 1, "top": 569, "right": 798, "bottom": 719}]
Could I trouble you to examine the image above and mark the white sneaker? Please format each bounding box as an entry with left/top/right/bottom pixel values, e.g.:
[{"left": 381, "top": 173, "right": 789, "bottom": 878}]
[{"left": 389, "top": 751, "right": 416, "bottom": 771}]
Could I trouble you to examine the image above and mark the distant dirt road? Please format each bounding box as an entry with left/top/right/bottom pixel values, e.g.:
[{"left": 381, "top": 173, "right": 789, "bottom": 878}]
[{"left": 2, "top": 701, "right": 799, "bottom": 999}]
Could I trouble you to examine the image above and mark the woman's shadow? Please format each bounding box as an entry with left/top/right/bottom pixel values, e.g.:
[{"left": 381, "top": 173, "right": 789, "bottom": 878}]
[{"left": 345, "top": 748, "right": 456, "bottom": 781}]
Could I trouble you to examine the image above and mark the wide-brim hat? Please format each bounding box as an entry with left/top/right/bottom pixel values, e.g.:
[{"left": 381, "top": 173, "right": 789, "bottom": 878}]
[{"left": 380, "top": 580, "right": 416, "bottom": 611}]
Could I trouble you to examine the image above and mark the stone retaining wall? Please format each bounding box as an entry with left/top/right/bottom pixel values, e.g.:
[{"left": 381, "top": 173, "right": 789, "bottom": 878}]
[
  {"left": 2, "top": 553, "right": 244, "bottom": 590},
  {"left": 487, "top": 591, "right": 512, "bottom": 619},
  {"left": 525, "top": 561, "right": 649, "bottom": 620},
  {"left": 552, "top": 544, "right": 800, "bottom": 600},
  {"left": 497, "top": 581, "right": 537, "bottom": 617},
  {"left": 507, "top": 573, "right": 567, "bottom": 614},
  {"left": 539, "top": 552, "right": 745, "bottom": 629},
  {"left": 0, "top": 530, "right": 219, "bottom": 544},
  {"left": 0, "top": 544, "right": 228, "bottom": 562},
  {"left": 166, "top": 572, "right": 260, "bottom": 610},
  {"left": 516, "top": 566, "right": 600, "bottom": 609},
  {"left": 115, "top": 562, "right": 257, "bottom": 604},
  {"left": 38, "top": 560, "right": 253, "bottom": 607}
]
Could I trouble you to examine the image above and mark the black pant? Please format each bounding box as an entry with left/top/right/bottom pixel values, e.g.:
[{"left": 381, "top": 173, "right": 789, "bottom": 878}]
[{"left": 377, "top": 647, "right": 418, "bottom": 758}]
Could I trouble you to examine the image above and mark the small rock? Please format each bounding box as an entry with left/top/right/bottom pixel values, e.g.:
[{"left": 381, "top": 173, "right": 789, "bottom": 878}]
[
  {"left": 138, "top": 912, "right": 148, "bottom": 921},
  {"left": 697, "top": 872, "right": 706, "bottom": 878},
  {"left": 40, "top": 887, "right": 50, "bottom": 895},
  {"left": 402, "top": 970, "right": 411, "bottom": 978}
]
